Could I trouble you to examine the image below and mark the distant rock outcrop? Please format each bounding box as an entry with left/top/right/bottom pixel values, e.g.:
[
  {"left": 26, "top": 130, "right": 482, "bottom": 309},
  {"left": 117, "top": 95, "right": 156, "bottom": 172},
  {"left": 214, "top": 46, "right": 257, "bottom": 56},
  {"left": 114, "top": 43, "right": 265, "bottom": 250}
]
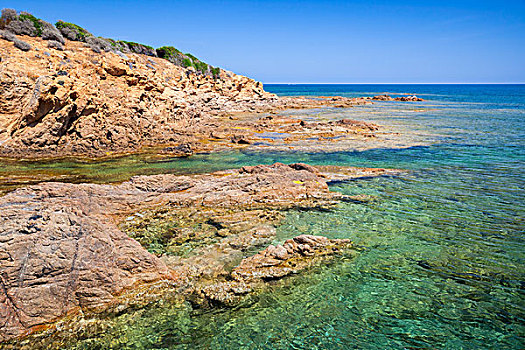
[{"left": 371, "top": 94, "right": 424, "bottom": 101}]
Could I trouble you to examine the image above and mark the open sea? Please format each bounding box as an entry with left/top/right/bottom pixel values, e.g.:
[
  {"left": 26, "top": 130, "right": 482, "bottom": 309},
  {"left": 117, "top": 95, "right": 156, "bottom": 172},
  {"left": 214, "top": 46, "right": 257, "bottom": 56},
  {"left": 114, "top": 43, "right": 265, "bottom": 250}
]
[{"left": 1, "top": 84, "right": 524, "bottom": 349}]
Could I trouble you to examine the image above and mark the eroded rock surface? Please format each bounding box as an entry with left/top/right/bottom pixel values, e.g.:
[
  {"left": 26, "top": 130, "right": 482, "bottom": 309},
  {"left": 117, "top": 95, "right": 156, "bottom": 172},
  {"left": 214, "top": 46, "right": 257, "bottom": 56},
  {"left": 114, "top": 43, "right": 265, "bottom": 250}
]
[
  {"left": 0, "top": 36, "right": 377, "bottom": 159},
  {"left": 0, "top": 163, "right": 403, "bottom": 343},
  {"left": 198, "top": 235, "right": 353, "bottom": 306}
]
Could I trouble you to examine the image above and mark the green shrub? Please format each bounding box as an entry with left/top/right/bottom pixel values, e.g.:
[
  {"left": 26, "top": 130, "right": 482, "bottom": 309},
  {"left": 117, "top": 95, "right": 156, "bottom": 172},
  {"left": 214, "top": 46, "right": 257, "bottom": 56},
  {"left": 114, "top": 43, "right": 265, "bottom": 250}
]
[
  {"left": 55, "top": 20, "right": 91, "bottom": 41},
  {"left": 185, "top": 53, "right": 198, "bottom": 62},
  {"left": 211, "top": 67, "right": 221, "bottom": 78},
  {"left": 194, "top": 60, "right": 208, "bottom": 75},
  {"left": 156, "top": 46, "right": 181, "bottom": 59},
  {"left": 182, "top": 58, "right": 193, "bottom": 68},
  {"left": 124, "top": 41, "right": 153, "bottom": 51},
  {"left": 18, "top": 12, "right": 42, "bottom": 35}
]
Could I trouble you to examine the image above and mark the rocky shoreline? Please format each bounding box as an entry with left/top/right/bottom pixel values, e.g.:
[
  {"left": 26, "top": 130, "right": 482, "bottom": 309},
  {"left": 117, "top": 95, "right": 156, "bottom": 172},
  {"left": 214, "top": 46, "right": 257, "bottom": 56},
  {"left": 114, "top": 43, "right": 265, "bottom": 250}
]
[
  {"left": 0, "top": 34, "right": 423, "bottom": 160},
  {"left": 0, "top": 163, "right": 403, "bottom": 345},
  {"left": 0, "top": 9, "right": 423, "bottom": 347}
]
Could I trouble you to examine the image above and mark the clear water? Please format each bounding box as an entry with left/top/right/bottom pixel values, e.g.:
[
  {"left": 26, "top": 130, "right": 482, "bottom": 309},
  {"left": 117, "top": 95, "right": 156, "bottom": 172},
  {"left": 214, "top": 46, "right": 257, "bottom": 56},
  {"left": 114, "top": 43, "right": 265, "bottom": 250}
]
[{"left": 3, "top": 85, "right": 524, "bottom": 349}]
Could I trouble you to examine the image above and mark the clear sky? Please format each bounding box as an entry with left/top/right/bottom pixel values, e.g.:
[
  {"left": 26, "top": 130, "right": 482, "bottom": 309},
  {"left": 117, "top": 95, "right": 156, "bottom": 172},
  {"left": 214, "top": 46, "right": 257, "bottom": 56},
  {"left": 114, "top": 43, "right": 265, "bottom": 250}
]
[{"left": 2, "top": 0, "right": 524, "bottom": 83}]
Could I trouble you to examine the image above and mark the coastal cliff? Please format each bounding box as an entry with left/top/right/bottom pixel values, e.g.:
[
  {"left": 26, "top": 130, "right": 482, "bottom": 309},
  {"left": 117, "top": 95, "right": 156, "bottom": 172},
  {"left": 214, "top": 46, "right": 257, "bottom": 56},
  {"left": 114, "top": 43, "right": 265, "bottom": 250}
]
[
  {"left": 0, "top": 33, "right": 278, "bottom": 158},
  {"left": 0, "top": 9, "right": 401, "bottom": 159}
]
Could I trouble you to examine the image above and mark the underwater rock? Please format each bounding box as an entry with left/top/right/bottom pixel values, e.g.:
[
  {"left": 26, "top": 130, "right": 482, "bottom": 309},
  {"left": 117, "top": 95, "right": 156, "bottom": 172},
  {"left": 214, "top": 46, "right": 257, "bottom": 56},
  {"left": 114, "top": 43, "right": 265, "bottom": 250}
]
[
  {"left": 197, "top": 235, "right": 353, "bottom": 306},
  {"left": 0, "top": 163, "right": 399, "bottom": 342}
]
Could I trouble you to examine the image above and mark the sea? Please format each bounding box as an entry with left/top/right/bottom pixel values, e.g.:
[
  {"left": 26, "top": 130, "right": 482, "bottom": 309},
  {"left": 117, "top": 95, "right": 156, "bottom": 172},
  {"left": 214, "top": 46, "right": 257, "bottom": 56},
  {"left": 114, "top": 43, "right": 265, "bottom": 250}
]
[{"left": 1, "top": 84, "right": 523, "bottom": 349}]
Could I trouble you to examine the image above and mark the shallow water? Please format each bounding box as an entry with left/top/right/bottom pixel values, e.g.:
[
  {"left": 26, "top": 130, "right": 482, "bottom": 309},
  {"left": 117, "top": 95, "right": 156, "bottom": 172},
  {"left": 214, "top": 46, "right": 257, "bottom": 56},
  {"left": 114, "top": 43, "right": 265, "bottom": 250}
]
[{"left": 3, "top": 84, "right": 525, "bottom": 348}]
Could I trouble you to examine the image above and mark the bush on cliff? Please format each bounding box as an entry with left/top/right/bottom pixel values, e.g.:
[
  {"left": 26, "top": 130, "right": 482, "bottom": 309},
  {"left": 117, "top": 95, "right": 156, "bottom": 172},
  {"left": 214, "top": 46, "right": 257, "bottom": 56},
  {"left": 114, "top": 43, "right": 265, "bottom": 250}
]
[
  {"left": 5, "top": 17, "right": 37, "bottom": 36},
  {"left": 157, "top": 46, "right": 181, "bottom": 59},
  {"left": 1, "top": 10, "right": 43, "bottom": 37},
  {"left": 86, "top": 36, "right": 113, "bottom": 53},
  {"left": 0, "top": 9, "right": 65, "bottom": 45},
  {"left": 16, "top": 12, "right": 42, "bottom": 35},
  {"left": 55, "top": 20, "right": 91, "bottom": 41},
  {"left": 109, "top": 40, "right": 157, "bottom": 56},
  {"left": 157, "top": 46, "right": 215, "bottom": 76},
  {"left": 0, "top": 8, "right": 16, "bottom": 28},
  {"left": 41, "top": 24, "right": 65, "bottom": 44},
  {"left": 211, "top": 66, "right": 221, "bottom": 79}
]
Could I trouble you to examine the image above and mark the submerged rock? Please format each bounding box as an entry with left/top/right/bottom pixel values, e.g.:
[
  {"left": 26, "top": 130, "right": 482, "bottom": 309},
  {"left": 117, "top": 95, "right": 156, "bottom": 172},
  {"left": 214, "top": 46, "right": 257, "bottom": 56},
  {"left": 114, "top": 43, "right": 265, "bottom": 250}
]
[
  {"left": 0, "top": 163, "right": 398, "bottom": 341},
  {"left": 0, "top": 163, "right": 401, "bottom": 343},
  {"left": 197, "top": 235, "right": 353, "bottom": 306}
]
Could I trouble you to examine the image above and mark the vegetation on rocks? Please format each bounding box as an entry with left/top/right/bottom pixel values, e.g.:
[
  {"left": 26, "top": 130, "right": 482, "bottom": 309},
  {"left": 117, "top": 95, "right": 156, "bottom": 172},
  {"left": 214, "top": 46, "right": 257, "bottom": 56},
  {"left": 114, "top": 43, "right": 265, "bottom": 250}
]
[
  {"left": 1, "top": 7, "right": 223, "bottom": 77},
  {"left": 86, "top": 35, "right": 112, "bottom": 53},
  {"left": 17, "top": 12, "right": 42, "bottom": 35},
  {"left": 0, "top": 9, "right": 65, "bottom": 45},
  {"left": 156, "top": 45, "right": 220, "bottom": 78},
  {"left": 55, "top": 20, "right": 91, "bottom": 41},
  {"left": 0, "top": 9, "right": 42, "bottom": 36},
  {"left": 41, "top": 26, "right": 65, "bottom": 44},
  {"left": 0, "top": 8, "right": 16, "bottom": 27},
  {"left": 107, "top": 39, "right": 156, "bottom": 56}
]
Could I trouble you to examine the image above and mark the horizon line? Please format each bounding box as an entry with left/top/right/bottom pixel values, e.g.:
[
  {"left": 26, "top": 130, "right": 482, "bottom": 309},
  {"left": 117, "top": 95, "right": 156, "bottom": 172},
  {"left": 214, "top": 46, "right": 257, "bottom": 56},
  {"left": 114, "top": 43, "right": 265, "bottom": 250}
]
[{"left": 263, "top": 82, "right": 525, "bottom": 85}]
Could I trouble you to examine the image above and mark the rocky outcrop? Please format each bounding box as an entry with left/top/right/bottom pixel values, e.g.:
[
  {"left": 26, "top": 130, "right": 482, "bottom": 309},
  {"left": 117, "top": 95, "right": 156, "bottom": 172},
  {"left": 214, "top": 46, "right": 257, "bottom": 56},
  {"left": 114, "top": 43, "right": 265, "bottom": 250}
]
[
  {"left": 0, "top": 163, "right": 402, "bottom": 343},
  {"left": 0, "top": 35, "right": 382, "bottom": 159},
  {"left": 0, "top": 35, "right": 280, "bottom": 158},
  {"left": 371, "top": 94, "right": 424, "bottom": 101},
  {"left": 198, "top": 235, "right": 353, "bottom": 306},
  {"left": 394, "top": 95, "right": 424, "bottom": 101}
]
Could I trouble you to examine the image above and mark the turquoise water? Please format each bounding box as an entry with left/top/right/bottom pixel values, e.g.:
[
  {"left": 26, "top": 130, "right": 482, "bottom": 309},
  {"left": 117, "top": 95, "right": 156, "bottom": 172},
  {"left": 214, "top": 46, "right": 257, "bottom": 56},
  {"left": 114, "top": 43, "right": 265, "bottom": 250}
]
[{"left": 3, "top": 85, "right": 525, "bottom": 348}]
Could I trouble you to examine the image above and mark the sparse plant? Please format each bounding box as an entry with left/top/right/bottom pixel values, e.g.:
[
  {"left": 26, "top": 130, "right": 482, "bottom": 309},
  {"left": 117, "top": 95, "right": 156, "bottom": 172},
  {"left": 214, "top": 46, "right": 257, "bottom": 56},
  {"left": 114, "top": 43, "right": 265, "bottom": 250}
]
[
  {"left": 122, "top": 41, "right": 155, "bottom": 56},
  {"left": 42, "top": 27, "right": 66, "bottom": 44},
  {"left": 182, "top": 58, "right": 194, "bottom": 68},
  {"left": 194, "top": 60, "right": 209, "bottom": 75},
  {"left": 211, "top": 67, "right": 221, "bottom": 79},
  {"left": 0, "top": 8, "right": 16, "bottom": 29},
  {"left": 86, "top": 36, "right": 113, "bottom": 53},
  {"left": 59, "top": 26, "right": 78, "bottom": 41},
  {"left": 17, "top": 12, "right": 42, "bottom": 35},
  {"left": 5, "top": 17, "right": 37, "bottom": 36},
  {"left": 157, "top": 46, "right": 181, "bottom": 58}
]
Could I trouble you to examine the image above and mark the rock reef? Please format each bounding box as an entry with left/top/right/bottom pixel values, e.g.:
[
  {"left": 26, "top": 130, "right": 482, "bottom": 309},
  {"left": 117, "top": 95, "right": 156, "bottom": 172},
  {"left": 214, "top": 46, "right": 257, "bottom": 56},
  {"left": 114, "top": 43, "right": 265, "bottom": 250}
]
[
  {"left": 371, "top": 94, "right": 424, "bottom": 101},
  {"left": 0, "top": 163, "right": 403, "bottom": 343}
]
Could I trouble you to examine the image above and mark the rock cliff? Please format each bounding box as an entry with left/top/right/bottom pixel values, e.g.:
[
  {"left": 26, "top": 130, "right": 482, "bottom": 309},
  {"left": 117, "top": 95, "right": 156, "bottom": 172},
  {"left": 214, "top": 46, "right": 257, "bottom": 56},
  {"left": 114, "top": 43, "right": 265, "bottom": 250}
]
[{"left": 0, "top": 35, "right": 280, "bottom": 158}]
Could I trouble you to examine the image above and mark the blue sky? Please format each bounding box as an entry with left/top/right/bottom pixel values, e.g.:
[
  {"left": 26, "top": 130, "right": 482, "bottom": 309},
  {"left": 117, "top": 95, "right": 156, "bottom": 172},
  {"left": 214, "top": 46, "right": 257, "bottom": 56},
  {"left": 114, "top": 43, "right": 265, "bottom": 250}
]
[{"left": 2, "top": 0, "right": 524, "bottom": 83}]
